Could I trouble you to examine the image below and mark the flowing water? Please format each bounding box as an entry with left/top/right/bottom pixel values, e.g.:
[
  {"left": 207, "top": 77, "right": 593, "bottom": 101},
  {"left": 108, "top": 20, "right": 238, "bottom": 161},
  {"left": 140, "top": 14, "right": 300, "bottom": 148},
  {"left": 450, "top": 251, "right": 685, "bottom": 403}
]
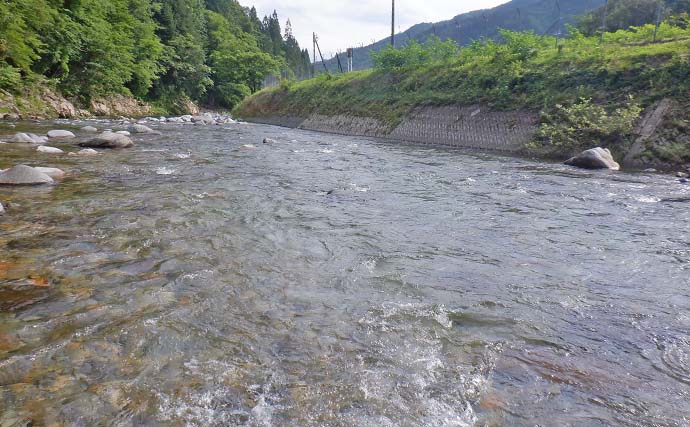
[{"left": 1, "top": 120, "right": 689, "bottom": 427}]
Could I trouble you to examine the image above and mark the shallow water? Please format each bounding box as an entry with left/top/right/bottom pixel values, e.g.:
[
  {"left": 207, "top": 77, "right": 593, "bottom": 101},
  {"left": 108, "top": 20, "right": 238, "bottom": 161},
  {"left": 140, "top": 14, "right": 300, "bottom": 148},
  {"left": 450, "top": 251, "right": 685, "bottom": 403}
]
[{"left": 1, "top": 119, "right": 689, "bottom": 427}]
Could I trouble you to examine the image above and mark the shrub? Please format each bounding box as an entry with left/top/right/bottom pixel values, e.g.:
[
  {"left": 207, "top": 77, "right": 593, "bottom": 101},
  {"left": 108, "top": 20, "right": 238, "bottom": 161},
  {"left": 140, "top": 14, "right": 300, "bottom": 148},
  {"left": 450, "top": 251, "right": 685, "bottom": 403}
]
[
  {"left": 537, "top": 97, "right": 643, "bottom": 150},
  {"left": 372, "top": 36, "right": 459, "bottom": 72},
  {"left": 0, "top": 65, "right": 22, "bottom": 91}
]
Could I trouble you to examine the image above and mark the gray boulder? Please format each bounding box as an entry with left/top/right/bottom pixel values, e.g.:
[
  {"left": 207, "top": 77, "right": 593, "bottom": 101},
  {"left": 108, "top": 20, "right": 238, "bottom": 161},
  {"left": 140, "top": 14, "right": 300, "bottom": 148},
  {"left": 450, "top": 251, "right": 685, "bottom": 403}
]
[
  {"left": 81, "top": 126, "right": 98, "bottom": 133},
  {"left": 565, "top": 147, "right": 620, "bottom": 171},
  {"left": 128, "top": 124, "right": 160, "bottom": 135},
  {"left": 27, "top": 133, "right": 48, "bottom": 144},
  {"left": 0, "top": 165, "right": 54, "bottom": 185},
  {"left": 9, "top": 133, "right": 35, "bottom": 143},
  {"left": 263, "top": 138, "right": 277, "bottom": 145},
  {"left": 80, "top": 132, "right": 134, "bottom": 149},
  {"left": 34, "top": 167, "right": 66, "bottom": 180},
  {"left": 47, "top": 130, "right": 75, "bottom": 139},
  {"left": 37, "top": 146, "right": 64, "bottom": 154}
]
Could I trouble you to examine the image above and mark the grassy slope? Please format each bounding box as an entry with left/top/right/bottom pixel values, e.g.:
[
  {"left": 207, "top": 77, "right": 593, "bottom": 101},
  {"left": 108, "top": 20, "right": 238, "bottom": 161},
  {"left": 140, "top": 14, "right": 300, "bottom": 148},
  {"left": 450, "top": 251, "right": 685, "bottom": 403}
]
[{"left": 237, "top": 27, "right": 690, "bottom": 163}]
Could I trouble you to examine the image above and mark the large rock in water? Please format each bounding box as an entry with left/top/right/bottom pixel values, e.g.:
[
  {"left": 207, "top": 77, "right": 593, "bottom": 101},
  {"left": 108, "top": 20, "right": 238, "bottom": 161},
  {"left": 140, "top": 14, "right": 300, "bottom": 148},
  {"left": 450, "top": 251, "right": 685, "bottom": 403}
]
[
  {"left": 47, "top": 130, "right": 75, "bottom": 139},
  {"left": 0, "top": 165, "right": 54, "bottom": 185},
  {"left": 9, "top": 133, "right": 37, "bottom": 143},
  {"left": 80, "top": 132, "right": 133, "bottom": 149},
  {"left": 127, "top": 124, "right": 160, "bottom": 135},
  {"left": 34, "top": 167, "right": 66, "bottom": 180},
  {"left": 37, "top": 146, "right": 64, "bottom": 154},
  {"left": 565, "top": 147, "right": 620, "bottom": 171}
]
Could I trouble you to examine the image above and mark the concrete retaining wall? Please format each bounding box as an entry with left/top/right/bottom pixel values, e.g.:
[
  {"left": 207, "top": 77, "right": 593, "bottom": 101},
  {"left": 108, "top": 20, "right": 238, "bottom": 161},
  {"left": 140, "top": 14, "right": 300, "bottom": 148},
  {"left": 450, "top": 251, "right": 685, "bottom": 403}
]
[{"left": 246, "top": 104, "right": 539, "bottom": 153}]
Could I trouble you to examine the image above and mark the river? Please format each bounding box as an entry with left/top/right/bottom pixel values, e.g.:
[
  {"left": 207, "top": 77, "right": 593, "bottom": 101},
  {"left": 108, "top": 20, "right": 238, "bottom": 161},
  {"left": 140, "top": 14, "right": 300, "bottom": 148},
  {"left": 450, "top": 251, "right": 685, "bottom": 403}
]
[{"left": 1, "top": 119, "right": 689, "bottom": 427}]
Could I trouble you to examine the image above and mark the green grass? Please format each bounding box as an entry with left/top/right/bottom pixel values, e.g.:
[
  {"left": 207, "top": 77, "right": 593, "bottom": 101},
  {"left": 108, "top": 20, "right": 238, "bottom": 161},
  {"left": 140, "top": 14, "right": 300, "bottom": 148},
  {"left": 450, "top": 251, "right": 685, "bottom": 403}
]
[{"left": 236, "top": 23, "right": 690, "bottom": 162}]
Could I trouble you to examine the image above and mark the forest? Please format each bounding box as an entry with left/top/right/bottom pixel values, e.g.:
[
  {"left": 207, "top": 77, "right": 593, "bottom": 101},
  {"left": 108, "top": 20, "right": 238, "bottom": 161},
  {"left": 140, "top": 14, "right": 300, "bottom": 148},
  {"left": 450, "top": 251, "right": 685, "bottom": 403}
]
[{"left": 0, "top": 0, "right": 311, "bottom": 111}]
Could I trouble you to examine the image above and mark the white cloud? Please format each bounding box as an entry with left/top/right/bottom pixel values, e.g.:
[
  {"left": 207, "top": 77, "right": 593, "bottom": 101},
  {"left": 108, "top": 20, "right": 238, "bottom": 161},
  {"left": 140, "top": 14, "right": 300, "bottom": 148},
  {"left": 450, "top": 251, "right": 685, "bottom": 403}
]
[{"left": 244, "top": 0, "right": 509, "bottom": 58}]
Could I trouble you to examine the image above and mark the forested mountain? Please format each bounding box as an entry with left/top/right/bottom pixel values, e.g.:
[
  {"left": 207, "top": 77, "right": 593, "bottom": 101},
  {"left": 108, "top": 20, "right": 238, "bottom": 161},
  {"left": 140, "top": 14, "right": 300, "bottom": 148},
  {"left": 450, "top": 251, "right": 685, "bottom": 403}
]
[
  {"left": 577, "top": 0, "right": 690, "bottom": 35},
  {"left": 0, "top": 0, "right": 311, "bottom": 110},
  {"left": 323, "top": 0, "right": 606, "bottom": 72}
]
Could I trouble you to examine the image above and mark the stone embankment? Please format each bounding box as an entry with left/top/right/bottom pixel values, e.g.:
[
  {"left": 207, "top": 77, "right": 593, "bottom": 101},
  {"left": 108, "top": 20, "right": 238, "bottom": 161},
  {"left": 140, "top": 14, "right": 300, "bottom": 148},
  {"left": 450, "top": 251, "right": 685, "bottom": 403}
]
[
  {"left": 245, "top": 105, "right": 540, "bottom": 153},
  {"left": 242, "top": 99, "right": 689, "bottom": 172}
]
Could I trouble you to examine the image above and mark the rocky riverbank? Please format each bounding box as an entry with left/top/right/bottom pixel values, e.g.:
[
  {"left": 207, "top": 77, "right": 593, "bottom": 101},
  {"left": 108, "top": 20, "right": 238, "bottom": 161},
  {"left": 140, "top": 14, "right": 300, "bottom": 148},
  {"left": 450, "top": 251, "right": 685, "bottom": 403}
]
[
  {"left": 0, "top": 112, "right": 240, "bottom": 204},
  {"left": 0, "top": 87, "right": 202, "bottom": 121}
]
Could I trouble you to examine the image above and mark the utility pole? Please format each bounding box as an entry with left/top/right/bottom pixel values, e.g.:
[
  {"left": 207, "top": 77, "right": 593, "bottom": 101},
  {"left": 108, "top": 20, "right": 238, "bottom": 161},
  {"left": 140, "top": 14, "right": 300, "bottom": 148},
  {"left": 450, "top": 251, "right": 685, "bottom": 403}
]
[
  {"left": 312, "top": 32, "right": 316, "bottom": 78},
  {"left": 653, "top": 0, "right": 663, "bottom": 42},
  {"left": 600, "top": 0, "right": 609, "bottom": 43},
  {"left": 391, "top": 0, "right": 395, "bottom": 47}
]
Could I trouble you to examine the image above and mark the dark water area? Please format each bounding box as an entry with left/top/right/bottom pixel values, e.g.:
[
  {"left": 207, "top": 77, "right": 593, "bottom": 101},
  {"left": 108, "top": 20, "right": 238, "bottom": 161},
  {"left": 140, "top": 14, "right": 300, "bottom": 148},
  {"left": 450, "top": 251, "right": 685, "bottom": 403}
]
[{"left": 0, "top": 119, "right": 689, "bottom": 426}]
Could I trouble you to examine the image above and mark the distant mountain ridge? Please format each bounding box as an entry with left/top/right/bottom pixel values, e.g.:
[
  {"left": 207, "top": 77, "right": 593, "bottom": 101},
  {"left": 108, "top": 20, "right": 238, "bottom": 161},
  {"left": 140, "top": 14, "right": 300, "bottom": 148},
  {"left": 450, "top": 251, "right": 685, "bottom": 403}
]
[{"left": 323, "top": 0, "right": 605, "bottom": 72}]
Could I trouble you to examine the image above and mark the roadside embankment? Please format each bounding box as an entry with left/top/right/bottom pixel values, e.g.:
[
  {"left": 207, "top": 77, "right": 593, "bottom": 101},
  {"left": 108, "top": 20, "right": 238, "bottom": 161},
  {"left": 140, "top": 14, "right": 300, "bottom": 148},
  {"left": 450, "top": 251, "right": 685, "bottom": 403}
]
[{"left": 236, "top": 26, "right": 690, "bottom": 169}]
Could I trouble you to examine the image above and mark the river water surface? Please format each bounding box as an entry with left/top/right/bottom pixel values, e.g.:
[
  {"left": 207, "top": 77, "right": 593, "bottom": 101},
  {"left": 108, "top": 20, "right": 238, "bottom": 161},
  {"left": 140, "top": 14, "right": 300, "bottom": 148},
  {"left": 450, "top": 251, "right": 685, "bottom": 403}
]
[{"left": 1, "top": 120, "right": 689, "bottom": 427}]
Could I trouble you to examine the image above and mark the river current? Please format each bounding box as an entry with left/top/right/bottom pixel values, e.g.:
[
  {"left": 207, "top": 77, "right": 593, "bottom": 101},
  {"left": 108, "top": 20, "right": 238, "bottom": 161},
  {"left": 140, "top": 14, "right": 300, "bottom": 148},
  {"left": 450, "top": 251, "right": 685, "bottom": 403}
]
[{"left": 0, "top": 120, "right": 689, "bottom": 427}]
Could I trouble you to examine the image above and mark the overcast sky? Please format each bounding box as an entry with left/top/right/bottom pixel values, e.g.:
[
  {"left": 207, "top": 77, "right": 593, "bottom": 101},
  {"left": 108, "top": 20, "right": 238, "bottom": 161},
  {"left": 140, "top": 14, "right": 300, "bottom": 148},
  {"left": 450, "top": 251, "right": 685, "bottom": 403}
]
[{"left": 246, "top": 0, "right": 510, "bottom": 57}]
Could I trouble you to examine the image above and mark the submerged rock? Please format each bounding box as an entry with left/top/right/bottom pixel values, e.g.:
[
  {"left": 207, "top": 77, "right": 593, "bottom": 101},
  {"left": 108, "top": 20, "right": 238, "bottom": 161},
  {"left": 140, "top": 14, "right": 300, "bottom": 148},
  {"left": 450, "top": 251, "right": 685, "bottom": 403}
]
[
  {"left": 0, "top": 165, "right": 54, "bottom": 185},
  {"left": 69, "top": 148, "right": 99, "bottom": 157},
  {"left": 263, "top": 138, "right": 277, "bottom": 145},
  {"left": 128, "top": 124, "right": 160, "bottom": 135},
  {"left": 80, "top": 132, "right": 133, "bottom": 149},
  {"left": 239, "top": 144, "right": 256, "bottom": 150},
  {"left": 36, "top": 146, "right": 64, "bottom": 154},
  {"left": 565, "top": 147, "right": 620, "bottom": 171},
  {"left": 47, "top": 130, "right": 75, "bottom": 139},
  {"left": 81, "top": 126, "right": 98, "bottom": 133}
]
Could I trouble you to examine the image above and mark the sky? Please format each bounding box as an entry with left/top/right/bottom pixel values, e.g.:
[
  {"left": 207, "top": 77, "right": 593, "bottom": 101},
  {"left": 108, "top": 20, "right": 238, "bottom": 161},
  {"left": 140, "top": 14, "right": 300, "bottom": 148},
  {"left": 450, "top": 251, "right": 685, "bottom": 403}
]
[{"left": 246, "top": 0, "right": 510, "bottom": 57}]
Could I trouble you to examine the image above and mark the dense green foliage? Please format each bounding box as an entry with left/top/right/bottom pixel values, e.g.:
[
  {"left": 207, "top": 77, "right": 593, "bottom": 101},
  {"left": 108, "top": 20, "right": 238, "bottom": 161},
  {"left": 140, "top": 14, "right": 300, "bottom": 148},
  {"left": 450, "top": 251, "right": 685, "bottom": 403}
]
[
  {"left": 238, "top": 18, "right": 690, "bottom": 160},
  {"left": 0, "top": 0, "right": 311, "bottom": 110},
  {"left": 578, "top": 0, "right": 690, "bottom": 35},
  {"left": 537, "top": 97, "right": 643, "bottom": 150}
]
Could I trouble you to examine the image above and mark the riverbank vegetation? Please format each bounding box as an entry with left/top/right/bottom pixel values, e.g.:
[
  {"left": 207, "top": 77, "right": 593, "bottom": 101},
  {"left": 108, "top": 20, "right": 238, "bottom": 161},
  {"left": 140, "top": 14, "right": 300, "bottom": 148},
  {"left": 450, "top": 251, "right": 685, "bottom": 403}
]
[
  {"left": 237, "top": 14, "right": 690, "bottom": 162},
  {"left": 0, "top": 0, "right": 310, "bottom": 114}
]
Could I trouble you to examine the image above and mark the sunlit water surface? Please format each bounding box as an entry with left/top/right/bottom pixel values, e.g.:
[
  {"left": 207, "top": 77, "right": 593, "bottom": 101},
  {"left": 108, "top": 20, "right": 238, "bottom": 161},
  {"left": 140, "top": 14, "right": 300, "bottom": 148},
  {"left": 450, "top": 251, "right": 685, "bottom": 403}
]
[{"left": 1, "top": 120, "right": 689, "bottom": 427}]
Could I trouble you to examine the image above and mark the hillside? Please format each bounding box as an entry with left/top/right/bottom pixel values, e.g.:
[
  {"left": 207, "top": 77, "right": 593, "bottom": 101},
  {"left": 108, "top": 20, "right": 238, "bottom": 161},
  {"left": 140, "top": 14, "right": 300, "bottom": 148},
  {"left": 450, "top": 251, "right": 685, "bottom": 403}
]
[
  {"left": 0, "top": 0, "right": 311, "bottom": 116},
  {"left": 238, "top": 22, "right": 690, "bottom": 166},
  {"left": 323, "top": 0, "right": 605, "bottom": 72}
]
